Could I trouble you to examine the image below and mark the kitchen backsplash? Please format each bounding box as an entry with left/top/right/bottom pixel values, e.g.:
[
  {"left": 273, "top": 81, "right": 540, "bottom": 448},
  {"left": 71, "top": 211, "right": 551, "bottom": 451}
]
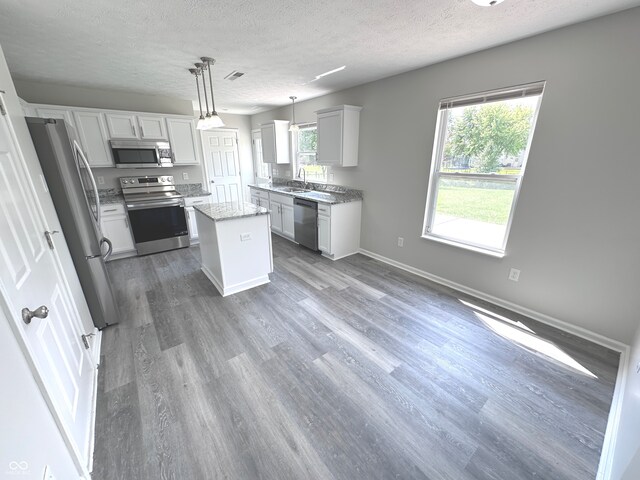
[{"left": 94, "top": 165, "right": 204, "bottom": 189}]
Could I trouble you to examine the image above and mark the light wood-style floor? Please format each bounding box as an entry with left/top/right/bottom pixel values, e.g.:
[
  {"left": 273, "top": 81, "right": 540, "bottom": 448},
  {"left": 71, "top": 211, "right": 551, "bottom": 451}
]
[{"left": 94, "top": 235, "right": 619, "bottom": 480}]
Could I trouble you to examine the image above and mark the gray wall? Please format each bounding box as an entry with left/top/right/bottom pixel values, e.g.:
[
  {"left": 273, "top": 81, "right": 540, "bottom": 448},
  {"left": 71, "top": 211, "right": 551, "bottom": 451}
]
[
  {"left": 14, "top": 78, "right": 194, "bottom": 115},
  {"left": 252, "top": 8, "right": 640, "bottom": 343}
]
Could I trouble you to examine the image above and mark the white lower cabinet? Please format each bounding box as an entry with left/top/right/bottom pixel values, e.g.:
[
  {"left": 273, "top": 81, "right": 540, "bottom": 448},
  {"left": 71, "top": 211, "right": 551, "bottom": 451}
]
[
  {"left": 100, "top": 204, "right": 135, "bottom": 259},
  {"left": 249, "top": 187, "right": 361, "bottom": 259},
  {"left": 281, "top": 203, "right": 295, "bottom": 239},
  {"left": 184, "top": 196, "right": 210, "bottom": 243},
  {"left": 317, "top": 213, "right": 330, "bottom": 252},
  {"left": 269, "top": 192, "right": 295, "bottom": 240},
  {"left": 316, "top": 201, "right": 362, "bottom": 260}
]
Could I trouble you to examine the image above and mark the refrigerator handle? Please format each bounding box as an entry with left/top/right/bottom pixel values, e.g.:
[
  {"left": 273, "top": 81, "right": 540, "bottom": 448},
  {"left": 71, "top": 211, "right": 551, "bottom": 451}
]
[
  {"left": 73, "top": 141, "right": 102, "bottom": 228},
  {"left": 100, "top": 237, "right": 113, "bottom": 261}
]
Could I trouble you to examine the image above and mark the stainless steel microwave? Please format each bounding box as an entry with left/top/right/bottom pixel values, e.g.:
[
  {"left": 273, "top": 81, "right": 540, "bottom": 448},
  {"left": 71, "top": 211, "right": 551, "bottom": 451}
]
[{"left": 110, "top": 140, "right": 173, "bottom": 168}]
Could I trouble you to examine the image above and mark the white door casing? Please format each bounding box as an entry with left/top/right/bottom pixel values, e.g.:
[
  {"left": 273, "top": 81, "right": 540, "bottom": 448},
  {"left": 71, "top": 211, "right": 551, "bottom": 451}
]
[
  {"left": 201, "top": 129, "right": 243, "bottom": 204},
  {"left": 0, "top": 95, "right": 96, "bottom": 476},
  {"left": 252, "top": 129, "right": 269, "bottom": 183}
]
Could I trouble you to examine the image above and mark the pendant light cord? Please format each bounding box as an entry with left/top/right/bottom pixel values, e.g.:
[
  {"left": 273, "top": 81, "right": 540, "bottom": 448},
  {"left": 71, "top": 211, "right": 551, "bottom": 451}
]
[
  {"left": 193, "top": 69, "right": 204, "bottom": 119},
  {"left": 197, "top": 63, "right": 211, "bottom": 116},
  {"left": 206, "top": 59, "right": 218, "bottom": 115}
]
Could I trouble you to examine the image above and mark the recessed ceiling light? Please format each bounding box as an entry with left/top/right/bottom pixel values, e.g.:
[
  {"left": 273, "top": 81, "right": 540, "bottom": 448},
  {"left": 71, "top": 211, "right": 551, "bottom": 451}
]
[
  {"left": 471, "top": 0, "right": 505, "bottom": 6},
  {"left": 311, "top": 65, "right": 346, "bottom": 82}
]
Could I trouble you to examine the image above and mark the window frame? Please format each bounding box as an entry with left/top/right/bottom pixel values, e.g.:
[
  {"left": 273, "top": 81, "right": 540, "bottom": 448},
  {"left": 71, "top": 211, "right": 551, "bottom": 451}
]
[
  {"left": 422, "top": 82, "right": 545, "bottom": 257},
  {"left": 292, "top": 123, "right": 327, "bottom": 183},
  {"left": 251, "top": 129, "right": 270, "bottom": 183}
]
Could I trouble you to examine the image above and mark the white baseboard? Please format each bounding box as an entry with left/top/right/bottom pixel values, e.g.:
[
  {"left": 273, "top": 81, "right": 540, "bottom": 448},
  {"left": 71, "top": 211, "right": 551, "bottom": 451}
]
[
  {"left": 358, "top": 248, "right": 626, "bottom": 352},
  {"left": 357, "top": 248, "right": 629, "bottom": 480},
  {"left": 201, "top": 265, "right": 269, "bottom": 297}
]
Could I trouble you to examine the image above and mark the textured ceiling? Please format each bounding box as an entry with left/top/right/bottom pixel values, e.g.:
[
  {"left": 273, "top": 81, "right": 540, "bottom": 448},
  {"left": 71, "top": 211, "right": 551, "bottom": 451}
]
[{"left": 0, "top": 0, "right": 638, "bottom": 114}]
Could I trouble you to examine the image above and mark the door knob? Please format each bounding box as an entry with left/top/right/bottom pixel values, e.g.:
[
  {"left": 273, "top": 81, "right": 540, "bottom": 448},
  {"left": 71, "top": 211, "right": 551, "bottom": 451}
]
[{"left": 22, "top": 305, "right": 49, "bottom": 324}]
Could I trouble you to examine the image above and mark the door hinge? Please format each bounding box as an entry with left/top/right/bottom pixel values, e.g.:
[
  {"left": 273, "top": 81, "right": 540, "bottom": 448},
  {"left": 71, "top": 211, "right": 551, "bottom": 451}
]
[
  {"left": 81, "top": 333, "right": 95, "bottom": 349},
  {"left": 0, "top": 99, "right": 6, "bottom": 116}
]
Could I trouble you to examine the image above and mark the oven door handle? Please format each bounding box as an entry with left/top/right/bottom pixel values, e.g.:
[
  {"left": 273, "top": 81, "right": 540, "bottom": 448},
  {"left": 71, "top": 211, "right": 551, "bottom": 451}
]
[{"left": 126, "top": 199, "right": 184, "bottom": 210}]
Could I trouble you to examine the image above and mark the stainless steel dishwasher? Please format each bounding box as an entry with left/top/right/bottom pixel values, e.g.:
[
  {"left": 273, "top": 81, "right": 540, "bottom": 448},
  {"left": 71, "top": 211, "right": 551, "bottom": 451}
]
[{"left": 294, "top": 197, "right": 319, "bottom": 251}]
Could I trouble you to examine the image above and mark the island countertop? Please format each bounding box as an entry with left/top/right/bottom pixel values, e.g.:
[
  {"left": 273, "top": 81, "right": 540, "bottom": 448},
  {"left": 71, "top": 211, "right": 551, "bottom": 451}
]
[{"left": 193, "top": 201, "right": 269, "bottom": 222}]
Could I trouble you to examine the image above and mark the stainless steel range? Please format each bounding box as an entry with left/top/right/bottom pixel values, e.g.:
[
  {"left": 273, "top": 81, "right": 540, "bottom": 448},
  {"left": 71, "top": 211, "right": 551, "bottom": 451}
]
[{"left": 121, "top": 175, "right": 190, "bottom": 255}]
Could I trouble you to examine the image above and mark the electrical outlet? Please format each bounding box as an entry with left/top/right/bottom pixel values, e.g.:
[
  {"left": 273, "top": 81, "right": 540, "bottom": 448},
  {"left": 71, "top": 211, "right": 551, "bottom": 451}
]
[
  {"left": 182, "top": 172, "right": 189, "bottom": 180},
  {"left": 240, "top": 233, "right": 251, "bottom": 242},
  {"left": 508, "top": 268, "right": 521, "bottom": 282},
  {"left": 397, "top": 237, "right": 404, "bottom": 247},
  {"left": 97, "top": 176, "right": 105, "bottom": 185}
]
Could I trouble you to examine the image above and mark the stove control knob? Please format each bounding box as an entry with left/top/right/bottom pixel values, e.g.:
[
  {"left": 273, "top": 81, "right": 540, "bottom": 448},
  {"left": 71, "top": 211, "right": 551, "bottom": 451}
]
[{"left": 122, "top": 179, "right": 128, "bottom": 184}]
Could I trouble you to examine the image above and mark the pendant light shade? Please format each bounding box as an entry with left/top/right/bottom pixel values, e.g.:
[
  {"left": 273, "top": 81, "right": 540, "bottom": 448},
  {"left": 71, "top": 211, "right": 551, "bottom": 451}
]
[{"left": 289, "top": 96, "right": 299, "bottom": 132}]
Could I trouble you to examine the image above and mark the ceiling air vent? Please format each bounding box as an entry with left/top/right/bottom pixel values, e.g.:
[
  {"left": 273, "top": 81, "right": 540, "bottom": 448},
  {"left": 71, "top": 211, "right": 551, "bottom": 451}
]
[{"left": 224, "top": 71, "right": 244, "bottom": 81}]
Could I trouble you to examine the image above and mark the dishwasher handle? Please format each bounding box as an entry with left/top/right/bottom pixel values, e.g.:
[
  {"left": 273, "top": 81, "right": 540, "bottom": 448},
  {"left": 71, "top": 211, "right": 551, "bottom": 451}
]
[{"left": 293, "top": 197, "right": 318, "bottom": 210}]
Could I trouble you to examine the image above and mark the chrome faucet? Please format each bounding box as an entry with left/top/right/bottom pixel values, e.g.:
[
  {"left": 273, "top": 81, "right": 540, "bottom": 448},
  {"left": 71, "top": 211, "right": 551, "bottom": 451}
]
[{"left": 297, "top": 167, "right": 306, "bottom": 184}]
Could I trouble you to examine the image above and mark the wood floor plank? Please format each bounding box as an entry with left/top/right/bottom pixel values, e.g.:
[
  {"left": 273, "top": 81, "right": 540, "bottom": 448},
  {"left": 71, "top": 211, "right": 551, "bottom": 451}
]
[{"left": 94, "top": 236, "right": 619, "bottom": 480}]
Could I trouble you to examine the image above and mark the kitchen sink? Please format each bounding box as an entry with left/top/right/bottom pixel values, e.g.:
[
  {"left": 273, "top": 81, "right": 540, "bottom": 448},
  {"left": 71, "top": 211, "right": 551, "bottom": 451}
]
[{"left": 275, "top": 186, "right": 309, "bottom": 193}]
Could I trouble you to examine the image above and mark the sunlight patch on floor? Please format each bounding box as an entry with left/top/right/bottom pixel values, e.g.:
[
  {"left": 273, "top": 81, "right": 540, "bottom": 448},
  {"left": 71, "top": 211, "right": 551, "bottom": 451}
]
[{"left": 459, "top": 299, "right": 597, "bottom": 378}]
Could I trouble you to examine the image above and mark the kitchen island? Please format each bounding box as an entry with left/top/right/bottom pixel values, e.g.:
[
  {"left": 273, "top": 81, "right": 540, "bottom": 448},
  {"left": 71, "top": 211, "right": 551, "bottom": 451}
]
[{"left": 194, "top": 201, "right": 273, "bottom": 296}]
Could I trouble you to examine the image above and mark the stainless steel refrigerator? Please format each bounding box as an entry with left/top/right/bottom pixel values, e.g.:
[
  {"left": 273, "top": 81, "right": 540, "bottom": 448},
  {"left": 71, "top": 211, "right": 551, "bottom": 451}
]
[{"left": 27, "top": 117, "right": 119, "bottom": 329}]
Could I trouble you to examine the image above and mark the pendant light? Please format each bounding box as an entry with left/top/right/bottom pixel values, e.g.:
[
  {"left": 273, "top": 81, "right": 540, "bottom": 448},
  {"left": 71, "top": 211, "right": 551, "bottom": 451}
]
[
  {"left": 201, "top": 57, "right": 224, "bottom": 128},
  {"left": 289, "top": 96, "right": 299, "bottom": 132},
  {"left": 194, "top": 61, "right": 212, "bottom": 129},
  {"left": 190, "top": 67, "right": 208, "bottom": 130}
]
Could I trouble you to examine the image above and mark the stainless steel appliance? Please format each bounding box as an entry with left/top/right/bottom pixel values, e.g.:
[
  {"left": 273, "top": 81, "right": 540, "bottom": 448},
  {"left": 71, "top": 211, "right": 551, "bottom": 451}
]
[
  {"left": 294, "top": 197, "right": 318, "bottom": 251},
  {"left": 110, "top": 140, "right": 173, "bottom": 168},
  {"left": 121, "top": 175, "right": 190, "bottom": 255},
  {"left": 26, "top": 117, "right": 119, "bottom": 329}
]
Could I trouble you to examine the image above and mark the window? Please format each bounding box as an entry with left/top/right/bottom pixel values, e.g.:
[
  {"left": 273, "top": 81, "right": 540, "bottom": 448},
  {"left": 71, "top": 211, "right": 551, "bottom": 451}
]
[
  {"left": 293, "top": 124, "right": 327, "bottom": 183},
  {"left": 252, "top": 130, "right": 270, "bottom": 182},
  {"left": 423, "top": 82, "right": 545, "bottom": 256}
]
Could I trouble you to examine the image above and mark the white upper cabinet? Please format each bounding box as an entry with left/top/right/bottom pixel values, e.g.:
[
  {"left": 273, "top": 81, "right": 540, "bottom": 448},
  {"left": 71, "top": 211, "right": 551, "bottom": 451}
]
[
  {"left": 260, "top": 120, "right": 290, "bottom": 164},
  {"left": 137, "top": 115, "right": 168, "bottom": 140},
  {"left": 73, "top": 111, "right": 113, "bottom": 167},
  {"left": 35, "top": 107, "right": 76, "bottom": 128},
  {"left": 167, "top": 118, "right": 200, "bottom": 165},
  {"left": 316, "top": 105, "right": 362, "bottom": 167},
  {"left": 105, "top": 113, "right": 139, "bottom": 139}
]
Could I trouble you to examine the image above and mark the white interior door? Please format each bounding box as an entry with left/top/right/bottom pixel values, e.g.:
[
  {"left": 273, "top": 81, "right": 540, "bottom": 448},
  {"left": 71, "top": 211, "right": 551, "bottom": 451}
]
[
  {"left": 0, "top": 97, "right": 96, "bottom": 472},
  {"left": 201, "top": 129, "right": 243, "bottom": 203}
]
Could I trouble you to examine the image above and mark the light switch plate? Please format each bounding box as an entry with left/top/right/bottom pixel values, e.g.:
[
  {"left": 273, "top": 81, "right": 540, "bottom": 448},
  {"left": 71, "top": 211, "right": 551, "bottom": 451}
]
[
  {"left": 397, "top": 237, "right": 404, "bottom": 247},
  {"left": 182, "top": 172, "right": 189, "bottom": 180},
  {"left": 240, "top": 233, "right": 251, "bottom": 242},
  {"left": 97, "top": 176, "right": 105, "bottom": 185}
]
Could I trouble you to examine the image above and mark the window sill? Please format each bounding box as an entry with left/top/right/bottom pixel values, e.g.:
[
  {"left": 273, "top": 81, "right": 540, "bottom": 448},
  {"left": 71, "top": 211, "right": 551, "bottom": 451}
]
[{"left": 421, "top": 234, "right": 505, "bottom": 259}]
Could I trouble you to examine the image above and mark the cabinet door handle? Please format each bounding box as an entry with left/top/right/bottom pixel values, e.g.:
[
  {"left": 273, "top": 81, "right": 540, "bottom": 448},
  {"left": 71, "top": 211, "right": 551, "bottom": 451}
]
[
  {"left": 140, "top": 124, "right": 145, "bottom": 137},
  {"left": 125, "top": 217, "right": 130, "bottom": 229},
  {"left": 103, "top": 208, "right": 117, "bottom": 213},
  {"left": 131, "top": 124, "right": 136, "bottom": 136}
]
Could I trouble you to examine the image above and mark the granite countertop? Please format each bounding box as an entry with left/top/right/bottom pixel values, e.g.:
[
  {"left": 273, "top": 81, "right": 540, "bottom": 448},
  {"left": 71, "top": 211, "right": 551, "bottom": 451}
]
[
  {"left": 193, "top": 201, "right": 269, "bottom": 222},
  {"left": 98, "top": 183, "right": 210, "bottom": 205},
  {"left": 176, "top": 184, "right": 211, "bottom": 198},
  {"left": 249, "top": 181, "right": 363, "bottom": 205}
]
